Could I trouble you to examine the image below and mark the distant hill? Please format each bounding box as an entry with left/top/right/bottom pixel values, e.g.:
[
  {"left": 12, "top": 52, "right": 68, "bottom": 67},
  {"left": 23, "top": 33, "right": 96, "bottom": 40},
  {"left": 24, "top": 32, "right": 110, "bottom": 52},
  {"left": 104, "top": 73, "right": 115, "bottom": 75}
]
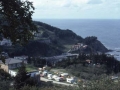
[
  {"left": 36, "top": 21, "right": 83, "bottom": 42},
  {"left": 1, "top": 21, "right": 108, "bottom": 57}
]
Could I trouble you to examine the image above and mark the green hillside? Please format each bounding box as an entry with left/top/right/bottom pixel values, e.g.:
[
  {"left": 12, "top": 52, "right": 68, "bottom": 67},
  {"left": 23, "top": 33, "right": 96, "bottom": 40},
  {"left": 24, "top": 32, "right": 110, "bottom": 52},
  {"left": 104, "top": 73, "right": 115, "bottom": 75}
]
[{"left": 1, "top": 21, "right": 108, "bottom": 57}]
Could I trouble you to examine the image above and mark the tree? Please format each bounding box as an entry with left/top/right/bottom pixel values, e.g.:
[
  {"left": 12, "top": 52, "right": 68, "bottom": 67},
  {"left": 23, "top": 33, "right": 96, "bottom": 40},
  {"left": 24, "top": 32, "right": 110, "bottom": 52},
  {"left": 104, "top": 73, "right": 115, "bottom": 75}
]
[
  {"left": 27, "top": 56, "right": 32, "bottom": 64},
  {"left": 0, "top": 69, "right": 12, "bottom": 90},
  {"left": 0, "top": 0, "right": 37, "bottom": 45},
  {"left": 0, "top": 69, "right": 11, "bottom": 80},
  {"left": 0, "top": 0, "right": 37, "bottom": 63},
  {"left": 0, "top": 80, "right": 10, "bottom": 90},
  {"left": 14, "top": 64, "right": 30, "bottom": 89}
]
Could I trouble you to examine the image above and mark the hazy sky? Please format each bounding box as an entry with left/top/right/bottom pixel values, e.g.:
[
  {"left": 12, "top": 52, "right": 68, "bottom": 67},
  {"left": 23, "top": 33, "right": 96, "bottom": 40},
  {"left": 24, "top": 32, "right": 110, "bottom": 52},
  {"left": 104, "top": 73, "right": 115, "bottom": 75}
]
[{"left": 29, "top": 0, "right": 120, "bottom": 19}]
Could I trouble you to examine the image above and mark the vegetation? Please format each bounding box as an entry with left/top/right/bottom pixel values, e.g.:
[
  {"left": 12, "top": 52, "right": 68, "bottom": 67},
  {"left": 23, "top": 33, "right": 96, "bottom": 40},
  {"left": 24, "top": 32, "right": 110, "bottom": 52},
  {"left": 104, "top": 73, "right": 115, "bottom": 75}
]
[
  {"left": 8, "top": 77, "right": 120, "bottom": 90},
  {"left": 35, "top": 21, "right": 83, "bottom": 44},
  {"left": 0, "top": 69, "right": 12, "bottom": 90},
  {"left": 0, "top": 69, "right": 119, "bottom": 90},
  {"left": 55, "top": 53, "right": 120, "bottom": 79},
  {"left": 27, "top": 57, "right": 47, "bottom": 67},
  {"left": 0, "top": 0, "right": 37, "bottom": 44},
  {"left": 0, "top": 0, "right": 118, "bottom": 90},
  {"left": 14, "top": 64, "right": 37, "bottom": 89},
  {"left": 0, "top": 81, "right": 10, "bottom": 90},
  {"left": 0, "top": 68, "right": 11, "bottom": 80},
  {"left": 0, "top": 0, "right": 37, "bottom": 63},
  {"left": 12, "top": 64, "right": 38, "bottom": 72},
  {"left": 0, "top": 22, "right": 108, "bottom": 57},
  {"left": 84, "top": 36, "right": 97, "bottom": 45}
]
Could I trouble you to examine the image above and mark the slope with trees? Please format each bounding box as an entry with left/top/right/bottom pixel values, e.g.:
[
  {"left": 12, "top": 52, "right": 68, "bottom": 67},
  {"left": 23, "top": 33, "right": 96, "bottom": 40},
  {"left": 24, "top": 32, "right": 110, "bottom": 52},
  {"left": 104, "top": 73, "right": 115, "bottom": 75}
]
[{"left": 55, "top": 53, "right": 120, "bottom": 80}]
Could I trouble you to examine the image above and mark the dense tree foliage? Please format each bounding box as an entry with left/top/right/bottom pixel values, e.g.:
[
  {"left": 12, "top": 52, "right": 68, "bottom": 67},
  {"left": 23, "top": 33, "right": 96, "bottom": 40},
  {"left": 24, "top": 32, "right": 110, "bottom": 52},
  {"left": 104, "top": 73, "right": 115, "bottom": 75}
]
[
  {"left": 0, "top": 81, "right": 10, "bottom": 90},
  {"left": 14, "top": 64, "right": 38, "bottom": 89},
  {"left": 14, "top": 64, "right": 30, "bottom": 89},
  {"left": 25, "top": 41, "right": 62, "bottom": 56},
  {"left": 0, "top": 0, "right": 37, "bottom": 44},
  {"left": 84, "top": 36, "right": 97, "bottom": 45},
  {"left": 27, "top": 57, "right": 47, "bottom": 67},
  {"left": 0, "top": 69, "right": 12, "bottom": 90},
  {"left": 0, "top": 69, "right": 11, "bottom": 80}
]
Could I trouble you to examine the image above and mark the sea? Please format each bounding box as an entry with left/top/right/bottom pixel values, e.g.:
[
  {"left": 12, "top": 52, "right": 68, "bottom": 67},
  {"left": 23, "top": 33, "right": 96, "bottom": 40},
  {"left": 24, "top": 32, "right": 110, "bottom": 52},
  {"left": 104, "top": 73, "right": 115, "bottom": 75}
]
[{"left": 34, "top": 19, "right": 120, "bottom": 61}]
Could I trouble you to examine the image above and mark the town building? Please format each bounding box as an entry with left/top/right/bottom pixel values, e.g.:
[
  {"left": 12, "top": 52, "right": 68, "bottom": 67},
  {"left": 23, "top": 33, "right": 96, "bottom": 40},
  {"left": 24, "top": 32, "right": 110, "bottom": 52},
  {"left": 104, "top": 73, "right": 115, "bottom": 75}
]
[{"left": 0, "top": 58, "right": 23, "bottom": 72}]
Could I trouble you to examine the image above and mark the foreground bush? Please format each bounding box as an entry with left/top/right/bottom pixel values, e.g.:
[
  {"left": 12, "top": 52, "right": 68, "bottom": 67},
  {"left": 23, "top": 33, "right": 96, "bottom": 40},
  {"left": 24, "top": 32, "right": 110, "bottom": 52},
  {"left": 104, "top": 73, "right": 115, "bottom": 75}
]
[
  {"left": 9, "top": 77, "right": 120, "bottom": 90},
  {"left": 78, "top": 77, "right": 120, "bottom": 90}
]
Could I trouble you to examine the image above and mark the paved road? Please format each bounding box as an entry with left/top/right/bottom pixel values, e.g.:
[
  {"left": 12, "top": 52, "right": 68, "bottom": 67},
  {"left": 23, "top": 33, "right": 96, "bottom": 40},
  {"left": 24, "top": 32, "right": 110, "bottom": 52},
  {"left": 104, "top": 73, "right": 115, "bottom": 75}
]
[{"left": 41, "top": 77, "right": 76, "bottom": 86}]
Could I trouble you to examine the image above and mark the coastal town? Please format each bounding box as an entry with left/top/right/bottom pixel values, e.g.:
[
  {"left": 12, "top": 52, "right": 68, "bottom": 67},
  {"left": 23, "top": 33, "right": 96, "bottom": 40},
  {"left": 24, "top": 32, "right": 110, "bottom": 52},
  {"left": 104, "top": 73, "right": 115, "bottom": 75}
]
[
  {"left": 0, "top": 32, "right": 120, "bottom": 89},
  {"left": 0, "top": 48, "right": 119, "bottom": 87},
  {"left": 1, "top": 0, "right": 120, "bottom": 89},
  {"left": 0, "top": 51, "right": 79, "bottom": 86}
]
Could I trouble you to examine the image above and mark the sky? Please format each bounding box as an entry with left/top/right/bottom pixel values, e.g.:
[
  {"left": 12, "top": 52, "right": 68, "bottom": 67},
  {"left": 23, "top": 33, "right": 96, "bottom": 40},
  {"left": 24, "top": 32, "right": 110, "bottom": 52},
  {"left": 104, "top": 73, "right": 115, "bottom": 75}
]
[{"left": 28, "top": 0, "right": 120, "bottom": 19}]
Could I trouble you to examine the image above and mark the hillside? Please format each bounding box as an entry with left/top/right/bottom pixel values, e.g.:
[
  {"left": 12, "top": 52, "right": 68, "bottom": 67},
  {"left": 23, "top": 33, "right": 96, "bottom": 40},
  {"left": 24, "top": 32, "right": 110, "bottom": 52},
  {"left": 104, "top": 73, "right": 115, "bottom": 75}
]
[
  {"left": 32, "top": 21, "right": 108, "bottom": 54},
  {"left": 1, "top": 21, "right": 108, "bottom": 57}
]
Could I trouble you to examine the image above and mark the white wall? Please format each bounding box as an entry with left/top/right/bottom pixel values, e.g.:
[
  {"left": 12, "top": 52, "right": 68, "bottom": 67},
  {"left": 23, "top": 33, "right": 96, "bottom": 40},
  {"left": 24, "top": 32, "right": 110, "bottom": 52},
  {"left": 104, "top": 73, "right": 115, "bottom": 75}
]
[
  {"left": 9, "top": 70, "right": 17, "bottom": 77},
  {"left": 9, "top": 70, "right": 39, "bottom": 78}
]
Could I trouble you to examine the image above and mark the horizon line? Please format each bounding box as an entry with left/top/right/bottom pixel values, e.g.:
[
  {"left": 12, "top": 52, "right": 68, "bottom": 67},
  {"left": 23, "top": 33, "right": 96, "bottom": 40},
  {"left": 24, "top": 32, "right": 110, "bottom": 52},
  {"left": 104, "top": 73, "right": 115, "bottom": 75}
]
[{"left": 33, "top": 18, "right": 120, "bottom": 20}]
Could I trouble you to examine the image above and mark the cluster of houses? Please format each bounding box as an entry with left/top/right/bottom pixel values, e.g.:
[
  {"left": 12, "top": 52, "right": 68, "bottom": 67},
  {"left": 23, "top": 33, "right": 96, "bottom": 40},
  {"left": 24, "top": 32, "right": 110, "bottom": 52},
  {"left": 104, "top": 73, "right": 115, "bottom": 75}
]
[
  {"left": 69, "top": 43, "right": 88, "bottom": 52},
  {"left": 38, "top": 67, "right": 77, "bottom": 84},
  {"left": 0, "top": 51, "right": 80, "bottom": 85}
]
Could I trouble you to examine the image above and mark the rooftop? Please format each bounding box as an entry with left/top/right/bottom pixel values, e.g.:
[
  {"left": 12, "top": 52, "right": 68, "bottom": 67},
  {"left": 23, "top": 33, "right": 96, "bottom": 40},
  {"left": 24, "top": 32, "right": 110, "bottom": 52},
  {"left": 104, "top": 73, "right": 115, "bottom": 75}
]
[{"left": 0, "top": 58, "right": 22, "bottom": 65}]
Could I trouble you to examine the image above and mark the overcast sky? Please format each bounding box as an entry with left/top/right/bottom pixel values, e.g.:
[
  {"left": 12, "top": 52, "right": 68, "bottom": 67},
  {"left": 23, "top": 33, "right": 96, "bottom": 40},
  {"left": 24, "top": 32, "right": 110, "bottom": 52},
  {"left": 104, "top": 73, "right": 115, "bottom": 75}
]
[{"left": 29, "top": 0, "right": 120, "bottom": 19}]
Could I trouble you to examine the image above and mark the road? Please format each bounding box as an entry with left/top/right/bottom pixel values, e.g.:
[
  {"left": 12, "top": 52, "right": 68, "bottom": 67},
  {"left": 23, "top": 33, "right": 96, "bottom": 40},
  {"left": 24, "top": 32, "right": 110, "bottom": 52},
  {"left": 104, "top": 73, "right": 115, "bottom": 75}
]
[{"left": 41, "top": 77, "right": 76, "bottom": 86}]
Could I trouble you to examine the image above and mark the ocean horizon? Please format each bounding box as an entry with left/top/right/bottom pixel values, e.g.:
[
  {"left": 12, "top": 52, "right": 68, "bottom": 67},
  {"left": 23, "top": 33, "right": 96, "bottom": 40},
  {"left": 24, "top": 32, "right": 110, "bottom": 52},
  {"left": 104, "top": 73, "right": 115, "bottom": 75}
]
[{"left": 34, "top": 19, "right": 120, "bottom": 60}]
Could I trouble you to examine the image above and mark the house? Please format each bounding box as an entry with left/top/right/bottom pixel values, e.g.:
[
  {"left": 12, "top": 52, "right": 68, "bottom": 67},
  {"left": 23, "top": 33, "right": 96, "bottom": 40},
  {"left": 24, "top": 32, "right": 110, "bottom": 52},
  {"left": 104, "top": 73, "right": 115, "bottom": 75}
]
[
  {"left": 0, "top": 58, "right": 23, "bottom": 72},
  {"left": 0, "top": 58, "right": 41, "bottom": 80}
]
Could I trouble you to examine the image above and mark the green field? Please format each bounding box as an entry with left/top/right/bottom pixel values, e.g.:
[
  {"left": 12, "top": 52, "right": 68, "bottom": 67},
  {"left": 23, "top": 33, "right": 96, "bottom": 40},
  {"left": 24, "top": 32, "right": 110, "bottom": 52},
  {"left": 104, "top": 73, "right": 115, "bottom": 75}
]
[{"left": 12, "top": 64, "right": 38, "bottom": 72}]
